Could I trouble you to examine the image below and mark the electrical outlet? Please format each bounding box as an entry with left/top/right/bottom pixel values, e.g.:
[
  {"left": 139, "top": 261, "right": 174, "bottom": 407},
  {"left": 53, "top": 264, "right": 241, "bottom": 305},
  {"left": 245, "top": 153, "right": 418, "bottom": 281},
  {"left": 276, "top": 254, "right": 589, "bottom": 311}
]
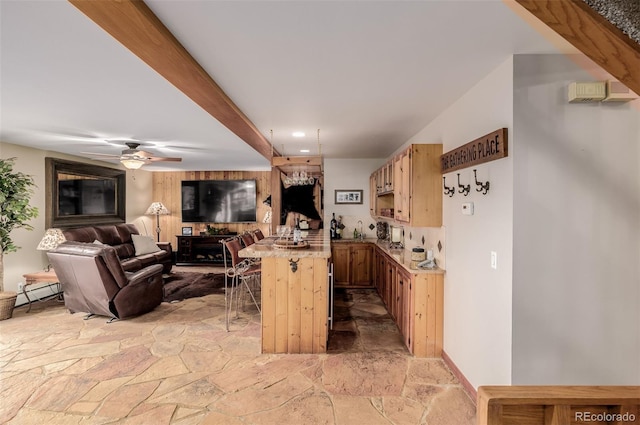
[
  {"left": 491, "top": 251, "right": 497, "bottom": 270},
  {"left": 17, "top": 282, "right": 24, "bottom": 292}
]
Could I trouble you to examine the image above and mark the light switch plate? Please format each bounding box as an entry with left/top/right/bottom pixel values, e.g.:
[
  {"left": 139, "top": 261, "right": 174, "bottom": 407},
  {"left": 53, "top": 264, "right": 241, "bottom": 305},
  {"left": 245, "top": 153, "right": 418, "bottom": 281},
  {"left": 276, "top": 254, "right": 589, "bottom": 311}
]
[
  {"left": 462, "top": 202, "right": 474, "bottom": 215},
  {"left": 491, "top": 251, "right": 497, "bottom": 269}
]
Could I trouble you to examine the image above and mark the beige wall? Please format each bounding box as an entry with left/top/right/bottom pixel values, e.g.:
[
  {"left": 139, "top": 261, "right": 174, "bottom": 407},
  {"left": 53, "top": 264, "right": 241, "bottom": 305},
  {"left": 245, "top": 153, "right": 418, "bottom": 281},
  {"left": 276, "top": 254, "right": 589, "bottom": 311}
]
[
  {"left": 0, "top": 141, "right": 152, "bottom": 303},
  {"left": 323, "top": 158, "right": 383, "bottom": 239},
  {"left": 404, "top": 57, "right": 515, "bottom": 388},
  {"left": 512, "top": 54, "right": 640, "bottom": 385}
]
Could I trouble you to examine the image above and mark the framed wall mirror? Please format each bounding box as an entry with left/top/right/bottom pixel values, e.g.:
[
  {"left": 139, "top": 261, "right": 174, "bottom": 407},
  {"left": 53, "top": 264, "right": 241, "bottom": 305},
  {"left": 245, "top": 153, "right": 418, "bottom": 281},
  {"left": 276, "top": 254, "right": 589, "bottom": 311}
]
[{"left": 45, "top": 158, "right": 126, "bottom": 228}]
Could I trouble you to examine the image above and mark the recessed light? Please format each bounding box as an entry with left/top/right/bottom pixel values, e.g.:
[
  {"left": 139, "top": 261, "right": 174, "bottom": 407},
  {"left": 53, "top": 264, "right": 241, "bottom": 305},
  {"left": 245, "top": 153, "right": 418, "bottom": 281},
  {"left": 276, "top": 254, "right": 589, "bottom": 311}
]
[
  {"left": 300, "top": 149, "right": 310, "bottom": 153},
  {"left": 292, "top": 132, "right": 305, "bottom": 138}
]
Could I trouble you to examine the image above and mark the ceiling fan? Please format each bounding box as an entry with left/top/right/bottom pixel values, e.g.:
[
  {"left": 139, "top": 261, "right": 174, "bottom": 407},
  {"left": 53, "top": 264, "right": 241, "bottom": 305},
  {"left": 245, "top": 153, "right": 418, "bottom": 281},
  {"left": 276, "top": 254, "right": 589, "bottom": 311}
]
[{"left": 83, "top": 142, "right": 182, "bottom": 169}]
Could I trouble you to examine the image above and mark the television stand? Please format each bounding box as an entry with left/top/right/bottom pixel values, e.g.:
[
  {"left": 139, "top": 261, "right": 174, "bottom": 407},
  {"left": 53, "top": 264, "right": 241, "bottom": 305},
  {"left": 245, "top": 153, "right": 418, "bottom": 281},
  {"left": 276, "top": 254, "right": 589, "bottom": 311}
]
[{"left": 176, "top": 234, "right": 237, "bottom": 265}]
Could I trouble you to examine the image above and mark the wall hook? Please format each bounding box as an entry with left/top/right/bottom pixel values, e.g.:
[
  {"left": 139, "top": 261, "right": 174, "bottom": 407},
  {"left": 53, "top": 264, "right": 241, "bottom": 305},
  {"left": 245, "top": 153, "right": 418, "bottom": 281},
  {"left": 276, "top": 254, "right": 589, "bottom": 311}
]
[
  {"left": 443, "top": 176, "right": 455, "bottom": 197},
  {"left": 457, "top": 173, "right": 470, "bottom": 196},
  {"left": 473, "top": 169, "right": 490, "bottom": 195}
]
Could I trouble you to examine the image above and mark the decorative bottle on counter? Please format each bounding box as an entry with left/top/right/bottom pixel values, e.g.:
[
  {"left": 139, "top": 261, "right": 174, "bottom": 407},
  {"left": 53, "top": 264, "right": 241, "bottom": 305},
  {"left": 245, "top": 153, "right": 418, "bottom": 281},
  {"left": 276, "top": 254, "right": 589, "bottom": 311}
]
[
  {"left": 336, "top": 216, "right": 342, "bottom": 239},
  {"left": 293, "top": 217, "right": 302, "bottom": 244},
  {"left": 330, "top": 213, "right": 337, "bottom": 240}
]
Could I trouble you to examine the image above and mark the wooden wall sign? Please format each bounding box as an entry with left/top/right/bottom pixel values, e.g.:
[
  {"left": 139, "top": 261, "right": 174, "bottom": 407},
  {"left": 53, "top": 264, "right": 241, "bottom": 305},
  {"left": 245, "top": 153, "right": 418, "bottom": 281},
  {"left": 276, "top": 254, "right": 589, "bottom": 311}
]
[{"left": 440, "top": 128, "right": 508, "bottom": 174}]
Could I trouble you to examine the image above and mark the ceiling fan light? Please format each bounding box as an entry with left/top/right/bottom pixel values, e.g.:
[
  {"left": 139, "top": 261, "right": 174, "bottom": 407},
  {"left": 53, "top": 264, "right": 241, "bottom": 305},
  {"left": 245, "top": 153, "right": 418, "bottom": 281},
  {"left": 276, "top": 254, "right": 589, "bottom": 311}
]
[{"left": 120, "top": 158, "right": 145, "bottom": 169}]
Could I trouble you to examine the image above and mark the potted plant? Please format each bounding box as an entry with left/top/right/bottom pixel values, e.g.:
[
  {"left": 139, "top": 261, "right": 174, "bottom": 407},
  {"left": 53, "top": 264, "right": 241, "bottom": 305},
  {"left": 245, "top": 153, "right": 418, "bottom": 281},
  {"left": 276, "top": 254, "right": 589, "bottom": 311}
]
[{"left": 0, "top": 158, "right": 38, "bottom": 320}]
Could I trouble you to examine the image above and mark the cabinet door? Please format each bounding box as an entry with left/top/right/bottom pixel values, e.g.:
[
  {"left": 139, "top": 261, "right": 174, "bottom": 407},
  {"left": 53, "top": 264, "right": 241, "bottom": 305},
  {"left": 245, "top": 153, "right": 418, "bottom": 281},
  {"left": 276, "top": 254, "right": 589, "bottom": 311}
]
[
  {"left": 393, "top": 151, "right": 411, "bottom": 222},
  {"left": 385, "top": 160, "right": 393, "bottom": 192},
  {"left": 369, "top": 173, "right": 377, "bottom": 217},
  {"left": 396, "top": 268, "right": 413, "bottom": 350},
  {"left": 374, "top": 249, "right": 381, "bottom": 293},
  {"left": 351, "top": 244, "right": 373, "bottom": 286},
  {"left": 331, "top": 245, "right": 350, "bottom": 286},
  {"left": 177, "top": 237, "right": 192, "bottom": 262},
  {"left": 397, "top": 149, "right": 411, "bottom": 222},
  {"left": 375, "top": 250, "right": 386, "bottom": 296},
  {"left": 386, "top": 259, "right": 397, "bottom": 319}
]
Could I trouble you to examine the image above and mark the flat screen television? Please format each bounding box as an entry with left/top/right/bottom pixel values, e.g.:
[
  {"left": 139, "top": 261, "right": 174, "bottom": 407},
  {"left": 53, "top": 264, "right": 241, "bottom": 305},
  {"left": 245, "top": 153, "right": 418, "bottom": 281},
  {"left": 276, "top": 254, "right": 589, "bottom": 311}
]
[{"left": 181, "top": 179, "right": 257, "bottom": 223}]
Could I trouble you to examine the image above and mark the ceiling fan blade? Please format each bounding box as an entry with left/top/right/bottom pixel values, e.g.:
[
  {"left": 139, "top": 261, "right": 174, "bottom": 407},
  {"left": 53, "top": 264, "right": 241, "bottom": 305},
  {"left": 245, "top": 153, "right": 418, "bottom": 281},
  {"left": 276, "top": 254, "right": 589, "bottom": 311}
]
[
  {"left": 147, "top": 157, "right": 182, "bottom": 162},
  {"left": 133, "top": 150, "right": 154, "bottom": 158},
  {"left": 80, "top": 151, "right": 121, "bottom": 159}
]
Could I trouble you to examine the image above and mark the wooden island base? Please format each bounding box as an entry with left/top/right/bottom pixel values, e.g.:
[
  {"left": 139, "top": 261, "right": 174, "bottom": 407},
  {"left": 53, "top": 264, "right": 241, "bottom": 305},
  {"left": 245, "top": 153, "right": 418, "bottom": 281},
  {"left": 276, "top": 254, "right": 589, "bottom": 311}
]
[
  {"left": 239, "top": 231, "right": 332, "bottom": 354},
  {"left": 261, "top": 257, "right": 329, "bottom": 354}
]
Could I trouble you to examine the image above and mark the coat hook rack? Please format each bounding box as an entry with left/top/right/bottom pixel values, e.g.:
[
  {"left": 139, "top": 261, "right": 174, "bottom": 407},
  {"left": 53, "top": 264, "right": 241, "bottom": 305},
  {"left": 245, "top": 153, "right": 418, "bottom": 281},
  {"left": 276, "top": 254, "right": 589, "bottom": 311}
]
[
  {"left": 443, "top": 176, "right": 455, "bottom": 197},
  {"left": 473, "top": 169, "right": 490, "bottom": 195},
  {"left": 457, "top": 173, "right": 470, "bottom": 196}
]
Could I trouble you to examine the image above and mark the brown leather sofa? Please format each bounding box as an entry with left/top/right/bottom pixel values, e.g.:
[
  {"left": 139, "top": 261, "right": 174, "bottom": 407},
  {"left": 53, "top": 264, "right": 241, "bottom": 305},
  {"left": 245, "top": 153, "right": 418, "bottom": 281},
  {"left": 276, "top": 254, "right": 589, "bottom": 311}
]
[
  {"left": 48, "top": 242, "right": 164, "bottom": 320},
  {"left": 62, "top": 223, "right": 172, "bottom": 274}
]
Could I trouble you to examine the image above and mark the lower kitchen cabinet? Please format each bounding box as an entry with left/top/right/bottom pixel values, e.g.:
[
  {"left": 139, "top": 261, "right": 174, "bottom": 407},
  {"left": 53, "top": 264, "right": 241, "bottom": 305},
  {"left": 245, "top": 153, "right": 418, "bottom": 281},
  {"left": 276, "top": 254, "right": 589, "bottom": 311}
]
[
  {"left": 375, "top": 246, "right": 443, "bottom": 357},
  {"left": 331, "top": 242, "right": 373, "bottom": 287}
]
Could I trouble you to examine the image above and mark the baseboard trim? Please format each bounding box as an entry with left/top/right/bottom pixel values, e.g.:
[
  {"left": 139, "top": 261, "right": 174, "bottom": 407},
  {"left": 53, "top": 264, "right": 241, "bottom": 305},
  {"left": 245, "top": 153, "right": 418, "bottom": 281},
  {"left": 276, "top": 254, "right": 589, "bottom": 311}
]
[{"left": 442, "top": 350, "right": 477, "bottom": 405}]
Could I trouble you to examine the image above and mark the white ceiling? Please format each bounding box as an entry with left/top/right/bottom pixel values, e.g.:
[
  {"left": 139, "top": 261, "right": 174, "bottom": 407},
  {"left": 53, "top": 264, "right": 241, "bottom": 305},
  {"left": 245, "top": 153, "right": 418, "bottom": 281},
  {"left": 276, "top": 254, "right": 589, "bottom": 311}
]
[{"left": 0, "top": 1, "right": 573, "bottom": 171}]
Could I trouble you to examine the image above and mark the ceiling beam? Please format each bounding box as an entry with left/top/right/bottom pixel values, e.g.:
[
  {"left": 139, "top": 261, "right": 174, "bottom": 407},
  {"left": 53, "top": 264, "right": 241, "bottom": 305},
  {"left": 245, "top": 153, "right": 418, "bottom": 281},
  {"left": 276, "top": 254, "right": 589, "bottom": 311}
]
[
  {"left": 514, "top": 0, "right": 640, "bottom": 96},
  {"left": 69, "top": 0, "right": 278, "bottom": 160}
]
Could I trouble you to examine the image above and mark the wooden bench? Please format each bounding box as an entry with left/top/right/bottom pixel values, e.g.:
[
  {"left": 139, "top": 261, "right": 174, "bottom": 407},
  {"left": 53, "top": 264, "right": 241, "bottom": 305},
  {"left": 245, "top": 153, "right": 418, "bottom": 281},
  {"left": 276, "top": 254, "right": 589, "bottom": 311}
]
[{"left": 477, "top": 386, "right": 639, "bottom": 425}]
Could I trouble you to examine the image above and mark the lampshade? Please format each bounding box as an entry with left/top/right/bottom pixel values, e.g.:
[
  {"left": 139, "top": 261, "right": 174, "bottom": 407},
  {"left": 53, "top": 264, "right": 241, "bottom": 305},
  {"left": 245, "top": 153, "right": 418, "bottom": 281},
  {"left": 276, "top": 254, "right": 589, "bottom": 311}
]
[
  {"left": 121, "top": 158, "right": 145, "bottom": 170},
  {"left": 145, "top": 202, "right": 170, "bottom": 215},
  {"left": 37, "top": 228, "right": 66, "bottom": 251}
]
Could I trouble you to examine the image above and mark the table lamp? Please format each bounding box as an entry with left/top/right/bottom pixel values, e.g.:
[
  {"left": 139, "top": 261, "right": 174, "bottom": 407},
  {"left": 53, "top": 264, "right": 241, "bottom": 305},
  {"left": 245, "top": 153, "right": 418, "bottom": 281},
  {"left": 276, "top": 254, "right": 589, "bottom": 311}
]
[
  {"left": 145, "top": 202, "right": 170, "bottom": 242},
  {"left": 37, "top": 228, "right": 66, "bottom": 271}
]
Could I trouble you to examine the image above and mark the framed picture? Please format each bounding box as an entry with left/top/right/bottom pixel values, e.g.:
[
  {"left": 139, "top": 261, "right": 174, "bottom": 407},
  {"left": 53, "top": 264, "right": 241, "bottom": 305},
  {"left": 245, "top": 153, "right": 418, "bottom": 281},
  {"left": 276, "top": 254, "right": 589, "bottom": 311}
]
[
  {"left": 335, "top": 189, "right": 363, "bottom": 205},
  {"left": 181, "top": 226, "right": 193, "bottom": 236}
]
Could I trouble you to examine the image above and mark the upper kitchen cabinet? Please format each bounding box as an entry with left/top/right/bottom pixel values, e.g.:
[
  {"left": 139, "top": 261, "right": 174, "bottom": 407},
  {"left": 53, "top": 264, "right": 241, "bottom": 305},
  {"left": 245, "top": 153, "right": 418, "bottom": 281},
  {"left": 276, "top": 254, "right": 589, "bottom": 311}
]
[
  {"left": 371, "top": 144, "right": 442, "bottom": 227},
  {"left": 395, "top": 144, "right": 442, "bottom": 226}
]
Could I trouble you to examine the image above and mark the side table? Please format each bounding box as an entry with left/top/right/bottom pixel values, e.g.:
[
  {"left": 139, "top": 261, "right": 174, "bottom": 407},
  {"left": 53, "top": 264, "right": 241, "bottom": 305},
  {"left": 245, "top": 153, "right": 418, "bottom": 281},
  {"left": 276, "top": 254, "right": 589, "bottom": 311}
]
[{"left": 22, "top": 269, "right": 60, "bottom": 312}]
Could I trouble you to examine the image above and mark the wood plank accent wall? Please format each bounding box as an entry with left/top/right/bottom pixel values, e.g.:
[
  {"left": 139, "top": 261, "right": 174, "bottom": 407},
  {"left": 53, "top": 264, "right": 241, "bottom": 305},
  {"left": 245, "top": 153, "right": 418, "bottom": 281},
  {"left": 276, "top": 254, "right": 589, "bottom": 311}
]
[{"left": 152, "top": 170, "right": 271, "bottom": 248}]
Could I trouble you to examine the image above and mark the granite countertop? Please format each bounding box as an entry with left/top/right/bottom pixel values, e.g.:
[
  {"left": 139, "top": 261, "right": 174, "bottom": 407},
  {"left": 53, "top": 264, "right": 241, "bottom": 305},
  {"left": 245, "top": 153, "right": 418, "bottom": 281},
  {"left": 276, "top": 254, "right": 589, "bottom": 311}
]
[
  {"left": 330, "top": 238, "right": 379, "bottom": 244},
  {"left": 331, "top": 237, "right": 445, "bottom": 275},
  {"left": 239, "top": 229, "right": 331, "bottom": 259}
]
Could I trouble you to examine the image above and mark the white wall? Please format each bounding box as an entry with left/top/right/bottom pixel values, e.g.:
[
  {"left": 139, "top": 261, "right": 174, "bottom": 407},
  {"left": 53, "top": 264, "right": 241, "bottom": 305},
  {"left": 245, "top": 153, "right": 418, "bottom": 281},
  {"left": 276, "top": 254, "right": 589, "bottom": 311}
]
[
  {"left": 0, "top": 142, "right": 153, "bottom": 305},
  {"left": 324, "top": 158, "right": 384, "bottom": 238},
  {"left": 406, "top": 57, "right": 515, "bottom": 388},
  {"left": 512, "top": 55, "right": 640, "bottom": 384}
]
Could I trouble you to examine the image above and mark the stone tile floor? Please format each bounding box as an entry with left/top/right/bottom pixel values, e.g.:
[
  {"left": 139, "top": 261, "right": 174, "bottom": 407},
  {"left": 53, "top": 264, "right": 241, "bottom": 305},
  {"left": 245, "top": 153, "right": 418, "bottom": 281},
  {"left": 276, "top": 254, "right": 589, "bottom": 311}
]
[{"left": 0, "top": 285, "right": 476, "bottom": 424}]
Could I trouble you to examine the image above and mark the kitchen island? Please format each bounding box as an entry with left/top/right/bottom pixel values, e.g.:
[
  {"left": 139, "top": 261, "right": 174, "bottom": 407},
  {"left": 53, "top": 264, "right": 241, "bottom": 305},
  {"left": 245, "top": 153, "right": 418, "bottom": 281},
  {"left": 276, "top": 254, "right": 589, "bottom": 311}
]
[{"left": 239, "top": 230, "right": 331, "bottom": 354}]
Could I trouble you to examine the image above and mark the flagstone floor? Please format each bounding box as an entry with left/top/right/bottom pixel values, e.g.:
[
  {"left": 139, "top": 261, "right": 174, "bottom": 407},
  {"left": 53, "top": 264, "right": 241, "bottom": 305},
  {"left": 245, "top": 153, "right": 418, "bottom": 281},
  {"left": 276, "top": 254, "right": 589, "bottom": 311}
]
[{"left": 0, "top": 284, "right": 476, "bottom": 424}]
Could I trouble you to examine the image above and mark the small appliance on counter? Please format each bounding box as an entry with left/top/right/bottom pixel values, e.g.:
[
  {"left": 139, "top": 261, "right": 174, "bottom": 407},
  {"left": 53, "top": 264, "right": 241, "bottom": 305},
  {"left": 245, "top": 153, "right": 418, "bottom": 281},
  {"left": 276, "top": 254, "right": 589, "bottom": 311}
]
[
  {"left": 389, "top": 225, "right": 404, "bottom": 249},
  {"left": 410, "top": 247, "right": 426, "bottom": 269},
  {"left": 415, "top": 248, "right": 436, "bottom": 269},
  {"left": 376, "top": 221, "right": 388, "bottom": 240}
]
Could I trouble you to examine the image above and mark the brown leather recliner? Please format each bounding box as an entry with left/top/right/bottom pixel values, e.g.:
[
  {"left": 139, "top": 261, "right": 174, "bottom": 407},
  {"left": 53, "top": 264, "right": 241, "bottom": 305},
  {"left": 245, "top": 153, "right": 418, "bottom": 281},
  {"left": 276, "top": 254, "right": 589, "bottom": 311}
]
[{"left": 47, "top": 242, "right": 164, "bottom": 321}]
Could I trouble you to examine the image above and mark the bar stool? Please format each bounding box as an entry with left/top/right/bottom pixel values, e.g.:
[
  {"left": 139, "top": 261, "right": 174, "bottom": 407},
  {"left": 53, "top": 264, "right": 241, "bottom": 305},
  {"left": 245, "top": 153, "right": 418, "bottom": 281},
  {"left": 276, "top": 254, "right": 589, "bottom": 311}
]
[
  {"left": 252, "top": 229, "right": 265, "bottom": 242},
  {"left": 221, "top": 236, "right": 261, "bottom": 331},
  {"left": 240, "top": 232, "right": 255, "bottom": 248}
]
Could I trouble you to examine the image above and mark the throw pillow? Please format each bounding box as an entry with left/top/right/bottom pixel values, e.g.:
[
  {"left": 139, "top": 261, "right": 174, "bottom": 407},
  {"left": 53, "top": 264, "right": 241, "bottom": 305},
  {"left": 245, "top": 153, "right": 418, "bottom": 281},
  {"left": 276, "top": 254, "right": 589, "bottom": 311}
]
[{"left": 132, "top": 234, "right": 161, "bottom": 256}]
